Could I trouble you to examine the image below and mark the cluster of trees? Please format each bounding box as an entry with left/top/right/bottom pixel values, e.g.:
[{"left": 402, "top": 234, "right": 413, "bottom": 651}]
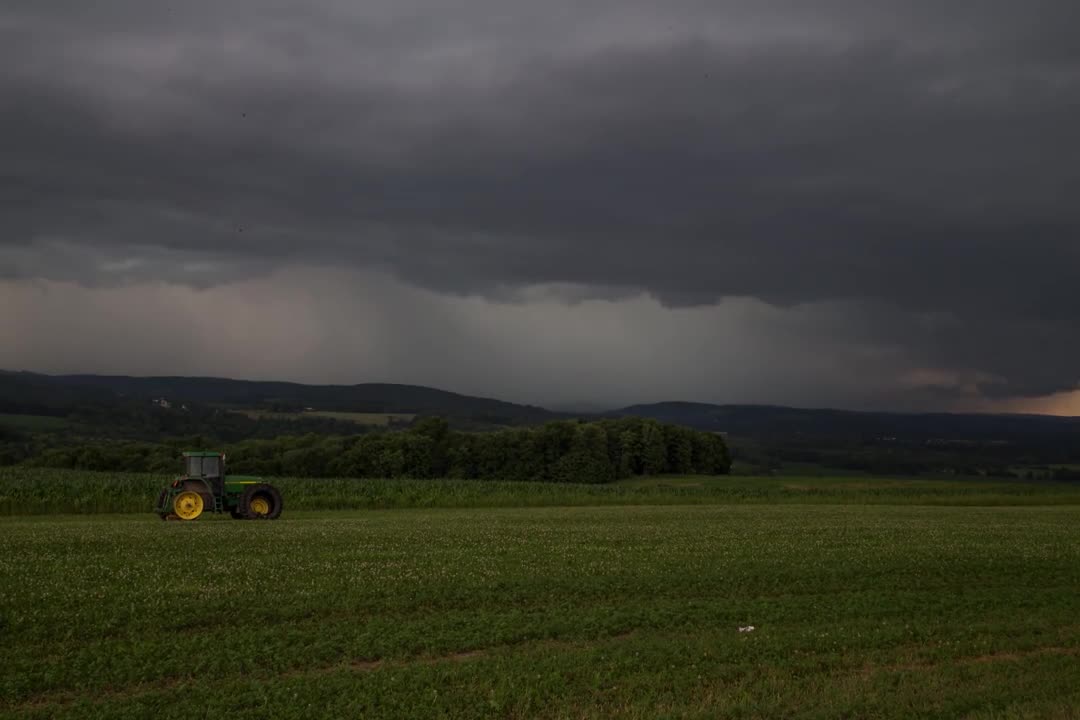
[
  {"left": 729, "top": 436, "right": 1080, "bottom": 479},
  {"left": 19, "top": 417, "right": 731, "bottom": 483},
  {"left": 0, "top": 424, "right": 27, "bottom": 466},
  {"left": 1044, "top": 467, "right": 1080, "bottom": 482}
]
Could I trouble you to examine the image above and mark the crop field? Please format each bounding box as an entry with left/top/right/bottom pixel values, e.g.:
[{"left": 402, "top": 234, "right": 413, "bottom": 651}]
[
  {"left": 2, "top": 491, "right": 1080, "bottom": 718},
  {"left": 4, "top": 467, "right": 1080, "bottom": 515}
]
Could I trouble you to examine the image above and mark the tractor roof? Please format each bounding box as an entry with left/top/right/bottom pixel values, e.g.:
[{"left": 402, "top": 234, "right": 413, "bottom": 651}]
[{"left": 181, "top": 451, "right": 224, "bottom": 457}]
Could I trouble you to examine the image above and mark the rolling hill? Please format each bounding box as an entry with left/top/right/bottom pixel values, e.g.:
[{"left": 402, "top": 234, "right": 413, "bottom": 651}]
[
  {"left": 607, "top": 401, "right": 1080, "bottom": 439},
  {"left": 0, "top": 371, "right": 562, "bottom": 428},
  {"left": 4, "top": 370, "right": 1079, "bottom": 445}
]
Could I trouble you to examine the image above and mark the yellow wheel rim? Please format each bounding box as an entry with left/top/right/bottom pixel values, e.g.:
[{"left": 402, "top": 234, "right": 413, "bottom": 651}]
[
  {"left": 173, "top": 491, "right": 204, "bottom": 521},
  {"left": 250, "top": 497, "right": 270, "bottom": 516}
]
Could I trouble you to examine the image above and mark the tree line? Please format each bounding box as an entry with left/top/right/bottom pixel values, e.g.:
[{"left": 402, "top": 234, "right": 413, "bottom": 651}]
[{"left": 18, "top": 417, "right": 730, "bottom": 483}]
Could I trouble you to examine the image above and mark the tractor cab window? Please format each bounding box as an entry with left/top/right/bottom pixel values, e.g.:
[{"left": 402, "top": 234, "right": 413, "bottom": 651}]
[{"left": 185, "top": 456, "right": 221, "bottom": 477}]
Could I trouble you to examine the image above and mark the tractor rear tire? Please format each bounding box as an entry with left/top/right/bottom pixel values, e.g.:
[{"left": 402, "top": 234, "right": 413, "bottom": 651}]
[{"left": 239, "top": 484, "right": 283, "bottom": 520}]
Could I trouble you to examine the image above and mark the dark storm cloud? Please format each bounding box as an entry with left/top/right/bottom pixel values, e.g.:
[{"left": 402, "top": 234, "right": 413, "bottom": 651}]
[{"left": 2, "top": 0, "right": 1079, "bottom": 401}]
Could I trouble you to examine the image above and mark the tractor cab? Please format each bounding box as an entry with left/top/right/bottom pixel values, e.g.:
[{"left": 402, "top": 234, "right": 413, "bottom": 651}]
[
  {"left": 154, "top": 451, "right": 283, "bottom": 521},
  {"left": 182, "top": 451, "right": 226, "bottom": 496},
  {"left": 184, "top": 451, "right": 225, "bottom": 479}
]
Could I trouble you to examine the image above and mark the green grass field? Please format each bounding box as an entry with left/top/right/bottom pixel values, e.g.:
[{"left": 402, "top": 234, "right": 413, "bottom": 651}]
[
  {"left": 2, "top": 474, "right": 1080, "bottom": 718},
  {"left": 237, "top": 409, "right": 416, "bottom": 426},
  {"left": 0, "top": 413, "right": 70, "bottom": 432}
]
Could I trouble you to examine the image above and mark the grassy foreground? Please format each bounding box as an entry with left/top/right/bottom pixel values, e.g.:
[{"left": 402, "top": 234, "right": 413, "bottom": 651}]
[
  {"left": 3, "top": 467, "right": 1080, "bottom": 514},
  {"left": 2, "top": 503, "right": 1080, "bottom": 719}
]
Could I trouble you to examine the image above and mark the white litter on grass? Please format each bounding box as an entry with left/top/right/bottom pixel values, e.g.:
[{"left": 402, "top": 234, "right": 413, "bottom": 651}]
[{"left": 738, "top": 625, "right": 756, "bottom": 633}]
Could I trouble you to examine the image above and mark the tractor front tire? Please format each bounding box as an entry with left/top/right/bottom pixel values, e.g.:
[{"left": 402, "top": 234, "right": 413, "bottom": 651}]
[
  {"left": 173, "top": 491, "right": 205, "bottom": 521},
  {"left": 180, "top": 480, "right": 213, "bottom": 502},
  {"left": 239, "top": 484, "right": 283, "bottom": 520}
]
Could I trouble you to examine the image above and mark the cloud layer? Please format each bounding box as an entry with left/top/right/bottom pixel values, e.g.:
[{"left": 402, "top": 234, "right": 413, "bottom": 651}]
[{"left": 3, "top": 1, "right": 1079, "bottom": 410}]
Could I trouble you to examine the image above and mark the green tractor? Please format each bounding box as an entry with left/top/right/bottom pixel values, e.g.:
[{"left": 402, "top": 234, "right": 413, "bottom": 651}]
[{"left": 156, "top": 451, "right": 283, "bottom": 521}]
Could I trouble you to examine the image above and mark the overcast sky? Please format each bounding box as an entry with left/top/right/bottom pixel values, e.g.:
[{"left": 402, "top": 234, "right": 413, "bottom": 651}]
[{"left": 2, "top": 1, "right": 1078, "bottom": 413}]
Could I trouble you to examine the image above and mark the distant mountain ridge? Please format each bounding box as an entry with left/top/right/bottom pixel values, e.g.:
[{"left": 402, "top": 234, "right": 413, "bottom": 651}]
[
  {"left": 606, "top": 401, "right": 1080, "bottom": 439},
  {"left": 3, "top": 371, "right": 1079, "bottom": 441},
  {"left": 29, "top": 375, "right": 561, "bottom": 425}
]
